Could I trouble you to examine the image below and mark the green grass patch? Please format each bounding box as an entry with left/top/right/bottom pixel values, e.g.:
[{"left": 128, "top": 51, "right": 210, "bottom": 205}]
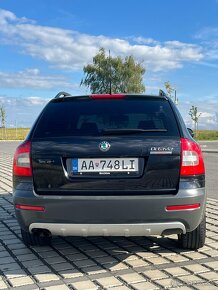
[
  {"left": 0, "top": 128, "right": 30, "bottom": 140},
  {"left": 196, "top": 130, "right": 218, "bottom": 140}
]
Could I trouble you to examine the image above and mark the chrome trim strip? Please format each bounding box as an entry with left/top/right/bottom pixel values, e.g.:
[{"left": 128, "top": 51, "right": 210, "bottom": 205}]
[{"left": 29, "top": 222, "right": 186, "bottom": 237}]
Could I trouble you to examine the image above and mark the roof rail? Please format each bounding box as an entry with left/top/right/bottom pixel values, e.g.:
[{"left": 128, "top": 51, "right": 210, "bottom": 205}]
[
  {"left": 159, "top": 89, "right": 168, "bottom": 98},
  {"left": 54, "top": 91, "right": 72, "bottom": 99},
  {"left": 159, "top": 90, "right": 168, "bottom": 99}
]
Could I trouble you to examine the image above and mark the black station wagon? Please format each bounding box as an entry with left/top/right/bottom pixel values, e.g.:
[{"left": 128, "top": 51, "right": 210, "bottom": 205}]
[{"left": 13, "top": 92, "right": 206, "bottom": 249}]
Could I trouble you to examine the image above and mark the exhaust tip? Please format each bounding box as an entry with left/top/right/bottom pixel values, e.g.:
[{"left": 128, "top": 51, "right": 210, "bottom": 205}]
[
  {"left": 161, "top": 228, "right": 184, "bottom": 236},
  {"left": 31, "top": 228, "right": 51, "bottom": 237}
]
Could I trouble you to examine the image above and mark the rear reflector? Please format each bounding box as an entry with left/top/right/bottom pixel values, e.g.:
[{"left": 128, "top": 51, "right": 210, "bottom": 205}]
[
  {"left": 90, "top": 94, "right": 125, "bottom": 99},
  {"left": 15, "top": 205, "right": 45, "bottom": 211},
  {"left": 166, "top": 203, "right": 200, "bottom": 211},
  {"left": 180, "top": 138, "right": 205, "bottom": 176},
  {"left": 13, "top": 140, "right": 32, "bottom": 176}
]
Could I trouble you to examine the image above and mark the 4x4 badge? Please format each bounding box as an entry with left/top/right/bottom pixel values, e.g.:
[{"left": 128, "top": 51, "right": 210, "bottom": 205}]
[{"left": 99, "top": 141, "right": 110, "bottom": 152}]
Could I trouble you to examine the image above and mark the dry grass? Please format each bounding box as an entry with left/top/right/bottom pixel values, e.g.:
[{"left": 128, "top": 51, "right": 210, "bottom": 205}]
[
  {"left": 0, "top": 128, "right": 217, "bottom": 141},
  {"left": 0, "top": 128, "right": 30, "bottom": 140}
]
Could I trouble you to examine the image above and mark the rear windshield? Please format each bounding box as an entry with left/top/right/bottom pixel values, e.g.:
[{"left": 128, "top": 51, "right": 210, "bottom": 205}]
[{"left": 33, "top": 97, "right": 180, "bottom": 138}]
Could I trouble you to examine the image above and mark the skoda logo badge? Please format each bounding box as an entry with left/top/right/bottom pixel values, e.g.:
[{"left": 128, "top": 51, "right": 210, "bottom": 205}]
[{"left": 99, "top": 141, "right": 110, "bottom": 152}]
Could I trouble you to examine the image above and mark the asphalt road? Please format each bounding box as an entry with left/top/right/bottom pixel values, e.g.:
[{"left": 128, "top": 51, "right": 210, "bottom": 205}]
[
  {"left": 0, "top": 141, "right": 217, "bottom": 199},
  {"left": 0, "top": 141, "right": 20, "bottom": 155},
  {"left": 203, "top": 152, "right": 218, "bottom": 199},
  {"left": 199, "top": 140, "right": 218, "bottom": 152}
]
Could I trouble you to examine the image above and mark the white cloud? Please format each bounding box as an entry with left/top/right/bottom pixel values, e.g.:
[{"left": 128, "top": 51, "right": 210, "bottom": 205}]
[
  {"left": 178, "top": 97, "right": 218, "bottom": 130},
  {"left": 0, "top": 9, "right": 204, "bottom": 72},
  {"left": 200, "top": 112, "right": 214, "bottom": 118},
  {"left": 26, "top": 97, "right": 44, "bottom": 105},
  {"left": 206, "top": 119, "right": 216, "bottom": 124},
  {"left": 0, "top": 68, "right": 75, "bottom": 89},
  {"left": 127, "top": 36, "right": 159, "bottom": 45},
  {"left": 0, "top": 95, "right": 50, "bottom": 127},
  {"left": 195, "top": 27, "right": 218, "bottom": 40},
  {"left": 0, "top": 95, "right": 49, "bottom": 106},
  {"left": 195, "top": 27, "right": 218, "bottom": 62}
]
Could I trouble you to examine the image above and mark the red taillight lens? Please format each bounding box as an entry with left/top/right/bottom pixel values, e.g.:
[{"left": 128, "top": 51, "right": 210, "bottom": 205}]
[
  {"left": 180, "top": 138, "right": 205, "bottom": 176},
  {"left": 166, "top": 203, "right": 200, "bottom": 211},
  {"left": 13, "top": 140, "right": 32, "bottom": 176},
  {"left": 15, "top": 204, "right": 45, "bottom": 211},
  {"left": 90, "top": 94, "right": 125, "bottom": 99}
]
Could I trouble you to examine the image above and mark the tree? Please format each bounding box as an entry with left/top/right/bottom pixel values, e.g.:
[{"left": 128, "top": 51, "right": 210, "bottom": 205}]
[
  {"left": 189, "top": 105, "right": 201, "bottom": 133},
  {"left": 81, "top": 48, "right": 145, "bottom": 94},
  {"left": 0, "top": 105, "right": 6, "bottom": 128},
  {"left": 164, "top": 81, "right": 178, "bottom": 104}
]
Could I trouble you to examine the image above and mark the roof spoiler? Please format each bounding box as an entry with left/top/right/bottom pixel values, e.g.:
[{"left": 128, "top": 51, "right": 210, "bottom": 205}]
[{"left": 53, "top": 91, "right": 168, "bottom": 100}]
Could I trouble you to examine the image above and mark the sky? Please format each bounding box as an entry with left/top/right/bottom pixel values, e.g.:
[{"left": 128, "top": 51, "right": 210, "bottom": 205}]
[{"left": 0, "top": 0, "right": 218, "bottom": 129}]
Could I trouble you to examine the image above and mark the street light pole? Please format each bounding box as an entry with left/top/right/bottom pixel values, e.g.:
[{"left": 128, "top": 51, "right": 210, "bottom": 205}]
[{"left": 174, "top": 89, "right": 178, "bottom": 105}]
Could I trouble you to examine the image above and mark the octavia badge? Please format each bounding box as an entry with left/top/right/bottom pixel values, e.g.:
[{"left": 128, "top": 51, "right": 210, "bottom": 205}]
[{"left": 99, "top": 141, "right": 110, "bottom": 152}]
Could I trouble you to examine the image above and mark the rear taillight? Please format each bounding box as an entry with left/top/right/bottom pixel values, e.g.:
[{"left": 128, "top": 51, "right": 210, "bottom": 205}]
[
  {"left": 180, "top": 138, "right": 205, "bottom": 176},
  {"left": 13, "top": 140, "right": 32, "bottom": 176}
]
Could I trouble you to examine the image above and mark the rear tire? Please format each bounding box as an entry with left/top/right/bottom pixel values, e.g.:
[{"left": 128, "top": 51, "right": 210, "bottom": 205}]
[
  {"left": 179, "top": 215, "right": 206, "bottom": 250},
  {"left": 21, "top": 229, "right": 51, "bottom": 246}
]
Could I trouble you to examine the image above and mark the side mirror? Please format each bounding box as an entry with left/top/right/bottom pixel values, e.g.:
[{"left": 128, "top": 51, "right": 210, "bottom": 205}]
[{"left": 187, "top": 128, "right": 194, "bottom": 138}]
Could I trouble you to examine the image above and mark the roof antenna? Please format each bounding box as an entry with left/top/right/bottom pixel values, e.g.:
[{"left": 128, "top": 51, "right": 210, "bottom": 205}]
[{"left": 109, "top": 49, "right": 112, "bottom": 94}]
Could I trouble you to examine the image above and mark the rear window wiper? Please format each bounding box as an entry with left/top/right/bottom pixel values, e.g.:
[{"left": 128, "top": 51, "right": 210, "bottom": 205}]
[{"left": 101, "top": 128, "right": 167, "bottom": 135}]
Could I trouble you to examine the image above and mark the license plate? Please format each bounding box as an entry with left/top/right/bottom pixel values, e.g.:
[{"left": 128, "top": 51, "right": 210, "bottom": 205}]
[{"left": 72, "top": 158, "right": 138, "bottom": 173}]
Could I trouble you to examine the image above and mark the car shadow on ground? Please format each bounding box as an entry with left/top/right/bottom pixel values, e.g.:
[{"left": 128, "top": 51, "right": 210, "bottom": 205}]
[
  {"left": 0, "top": 192, "right": 204, "bottom": 282},
  {"left": 15, "top": 235, "right": 189, "bottom": 273}
]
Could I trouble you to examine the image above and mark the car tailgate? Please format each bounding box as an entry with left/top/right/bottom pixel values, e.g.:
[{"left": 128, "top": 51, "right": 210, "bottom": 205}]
[{"left": 31, "top": 136, "right": 181, "bottom": 195}]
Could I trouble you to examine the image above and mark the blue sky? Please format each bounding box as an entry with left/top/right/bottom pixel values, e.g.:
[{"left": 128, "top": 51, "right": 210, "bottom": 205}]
[{"left": 0, "top": 0, "right": 218, "bottom": 129}]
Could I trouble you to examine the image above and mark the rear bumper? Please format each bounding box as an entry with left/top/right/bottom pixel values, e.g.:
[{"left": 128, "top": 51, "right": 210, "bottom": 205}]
[
  {"left": 29, "top": 222, "right": 186, "bottom": 236},
  {"left": 13, "top": 187, "right": 206, "bottom": 236}
]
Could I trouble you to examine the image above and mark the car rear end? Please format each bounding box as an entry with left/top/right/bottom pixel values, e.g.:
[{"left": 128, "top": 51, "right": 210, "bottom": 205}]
[{"left": 13, "top": 93, "right": 206, "bottom": 248}]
